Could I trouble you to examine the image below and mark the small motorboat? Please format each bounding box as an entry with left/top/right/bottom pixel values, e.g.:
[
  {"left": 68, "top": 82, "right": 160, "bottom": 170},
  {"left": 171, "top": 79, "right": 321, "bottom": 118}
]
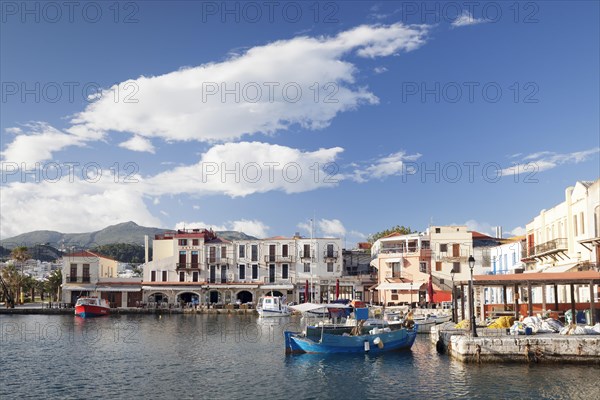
[
  {"left": 285, "top": 305, "right": 417, "bottom": 354},
  {"left": 412, "top": 315, "right": 436, "bottom": 333},
  {"left": 257, "top": 296, "right": 290, "bottom": 317},
  {"left": 74, "top": 297, "right": 110, "bottom": 318}
]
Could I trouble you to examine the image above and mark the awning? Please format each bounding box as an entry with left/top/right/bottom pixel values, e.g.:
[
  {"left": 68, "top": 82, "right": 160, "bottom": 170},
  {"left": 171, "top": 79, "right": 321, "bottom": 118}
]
[
  {"left": 384, "top": 258, "right": 402, "bottom": 263},
  {"left": 543, "top": 263, "right": 578, "bottom": 273},
  {"left": 62, "top": 285, "right": 96, "bottom": 291},
  {"left": 290, "top": 303, "right": 352, "bottom": 313},
  {"left": 260, "top": 284, "right": 294, "bottom": 290},
  {"left": 376, "top": 281, "right": 424, "bottom": 291},
  {"left": 95, "top": 286, "right": 141, "bottom": 292}
]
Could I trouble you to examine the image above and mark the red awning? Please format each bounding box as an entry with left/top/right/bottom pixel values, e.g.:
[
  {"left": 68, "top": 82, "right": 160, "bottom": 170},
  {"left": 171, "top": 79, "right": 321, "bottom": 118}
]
[{"left": 433, "top": 291, "right": 452, "bottom": 303}]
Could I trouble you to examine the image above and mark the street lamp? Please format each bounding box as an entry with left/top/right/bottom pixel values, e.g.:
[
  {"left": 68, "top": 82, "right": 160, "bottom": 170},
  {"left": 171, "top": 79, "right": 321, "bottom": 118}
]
[
  {"left": 450, "top": 268, "right": 457, "bottom": 323},
  {"left": 410, "top": 281, "right": 413, "bottom": 309},
  {"left": 468, "top": 255, "right": 477, "bottom": 337}
]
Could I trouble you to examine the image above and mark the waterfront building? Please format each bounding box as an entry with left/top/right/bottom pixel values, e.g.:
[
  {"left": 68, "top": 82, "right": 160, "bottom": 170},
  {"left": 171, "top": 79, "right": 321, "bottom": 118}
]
[
  {"left": 342, "top": 246, "right": 376, "bottom": 304},
  {"left": 485, "top": 236, "right": 526, "bottom": 304},
  {"left": 523, "top": 178, "right": 600, "bottom": 302},
  {"left": 142, "top": 229, "right": 345, "bottom": 306},
  {"left": 61, "top": 250, "right": 142, "bottom": 307}
]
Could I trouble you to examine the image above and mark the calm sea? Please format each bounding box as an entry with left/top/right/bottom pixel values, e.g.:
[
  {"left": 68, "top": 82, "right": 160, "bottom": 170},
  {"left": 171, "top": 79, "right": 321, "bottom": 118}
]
[{"left": 1, "top": 314, "right": 599, "bottom": 399}]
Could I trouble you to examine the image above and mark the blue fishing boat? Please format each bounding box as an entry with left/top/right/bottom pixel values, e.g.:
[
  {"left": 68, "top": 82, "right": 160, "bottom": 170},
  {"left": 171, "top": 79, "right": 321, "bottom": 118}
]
[{"left": 284, "top": 305, "right": 417, "bottom": 354}]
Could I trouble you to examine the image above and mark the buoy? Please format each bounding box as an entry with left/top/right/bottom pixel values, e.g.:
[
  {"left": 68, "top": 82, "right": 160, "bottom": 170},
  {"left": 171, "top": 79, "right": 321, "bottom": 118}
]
[
  {"left": 364, "top": 340, "right": 370, "bottom": 352},
  {"left": 374, "top": 337, "right": 384, "bottom": 349}
]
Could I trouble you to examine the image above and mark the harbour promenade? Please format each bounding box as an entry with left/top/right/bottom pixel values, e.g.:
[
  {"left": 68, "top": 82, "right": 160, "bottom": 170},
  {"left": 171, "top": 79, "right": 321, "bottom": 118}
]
[{"left": 431, "top": 323, "right": 600, "bottom": 365}]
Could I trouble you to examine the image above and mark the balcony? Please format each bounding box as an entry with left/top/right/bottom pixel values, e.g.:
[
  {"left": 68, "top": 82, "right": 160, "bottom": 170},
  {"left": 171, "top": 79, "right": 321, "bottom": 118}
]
[
  {"left": 263, "top": 255, "right": 296, "bottom": 263},
  {"left": 528, "top": 238, "right": 569, "bottom": 261},
  {"left": 299, "top": 251, "right": 314, "bottom": 261},
  {"left": 206, "top": 257, "right": 231, "bottom": 265},
  {"left": 384, "top": 271, "right": 413, "bottom": 281},
  {"left": 66, "top": 276, "right": 91, "bottom": 283},
  {"left": 262, "top": 276, "right": 295, "bottom": 284},
  {"left": 323, "top": 250, "right": 339, "bottom": 261},
  {"left": 176, "top": 263, "right": 201, "bottom": 270}
]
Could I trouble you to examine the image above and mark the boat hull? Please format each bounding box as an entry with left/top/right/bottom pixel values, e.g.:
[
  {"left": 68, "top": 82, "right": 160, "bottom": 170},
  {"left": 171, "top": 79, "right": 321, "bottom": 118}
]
[
  {"left": 257, "top": 308, "right": 291, "bottom": 317},
  {"left": 74, "top": 304, "right": 109, "bottom": 318},
  {"left": 285, "top": 328, "right": 417, "bottom": 354}
]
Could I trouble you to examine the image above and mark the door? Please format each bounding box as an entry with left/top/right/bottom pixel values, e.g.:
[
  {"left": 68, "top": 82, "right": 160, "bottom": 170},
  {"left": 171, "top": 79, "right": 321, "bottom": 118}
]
[
  {"left": 221, "top": 266, "right": 227, "bottom": 283},
  {"left": 452, "top": 243, "right": 460, "bottom": 257},
  {"left": 209, "top": 247, "right": 216, "bottom": 263},
  {"left": 191, "top": 251, "right": 199, "bottom": 268},
  {"left": 269, "top": 245, "right": 276, "bottom": 262},
  {"left": 127, "top": 291, "right": 142, "bottom": 307},
  {"left": 210, "top": 265, "right": 216, "bottom": 283},
  {"left": 269, "top": 264, "right": 275, "bottom": 283},
  {"left": 179, "top": 251, "right": 187, "bottom": 268}
]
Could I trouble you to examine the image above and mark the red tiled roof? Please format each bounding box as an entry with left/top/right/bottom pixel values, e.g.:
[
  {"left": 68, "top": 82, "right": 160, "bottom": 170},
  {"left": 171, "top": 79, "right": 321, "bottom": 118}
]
[
  {"left": 64, "top": 250, "right": 117, "bottom": 261},
  {"left": 471, "top": 231, "right": 494, "bottom": 239}
]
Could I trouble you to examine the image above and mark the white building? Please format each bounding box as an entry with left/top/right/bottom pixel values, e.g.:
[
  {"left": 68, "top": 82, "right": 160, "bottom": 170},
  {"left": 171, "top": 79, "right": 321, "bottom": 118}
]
[{"left": 143, "top": 229, "right": 345, "bottom": 305}]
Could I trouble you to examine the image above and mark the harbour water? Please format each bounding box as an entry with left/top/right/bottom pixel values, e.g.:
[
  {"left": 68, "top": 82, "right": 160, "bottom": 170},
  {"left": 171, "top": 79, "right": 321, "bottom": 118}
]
[{"left": 1, "top": 314, "right": 599, "bottom": 399}]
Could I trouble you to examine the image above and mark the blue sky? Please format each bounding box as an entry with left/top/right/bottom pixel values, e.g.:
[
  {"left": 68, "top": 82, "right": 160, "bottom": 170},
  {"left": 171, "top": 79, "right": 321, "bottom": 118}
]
[{"left": 1, "top": 1, "right": 599, "bottom": 244}]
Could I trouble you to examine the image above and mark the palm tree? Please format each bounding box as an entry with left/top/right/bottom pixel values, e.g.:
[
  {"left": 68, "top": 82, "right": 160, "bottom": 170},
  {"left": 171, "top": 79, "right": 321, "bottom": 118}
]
[
  {"left": 46, "top": 269, "right": 62, "bottom": 302},
  {"left": 1, "top": 265, "right": 20, "bottom": 308},
  {"left": 10, "top": 246, "right": 30, "bottom": 304}
]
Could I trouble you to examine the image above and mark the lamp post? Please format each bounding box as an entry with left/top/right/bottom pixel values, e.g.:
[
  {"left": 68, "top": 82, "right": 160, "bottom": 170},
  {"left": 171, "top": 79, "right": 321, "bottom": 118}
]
[
  {"left": 451, "top": 268, "right": 457, "bottom": 323},
  {"left": 410, "top": 281, "right": 414, "bottom": 309},
  {"left": 468, "top": 255, "right": 477, "bottom": 337}
]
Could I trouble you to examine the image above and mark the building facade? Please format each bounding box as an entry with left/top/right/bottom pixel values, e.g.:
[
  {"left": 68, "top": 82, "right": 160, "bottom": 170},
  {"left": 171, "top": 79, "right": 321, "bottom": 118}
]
[{"left": 142, "top": 229, "right": 346, "bottom": 305}]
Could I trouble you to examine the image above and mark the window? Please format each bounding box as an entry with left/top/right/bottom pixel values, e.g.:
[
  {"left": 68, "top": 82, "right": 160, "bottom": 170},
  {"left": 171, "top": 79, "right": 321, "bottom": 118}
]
[
  {"left": 282, "top": 264, "right": 289, "bottom": 279},
  {"left": 327, "top": 262, "right": 333, "bottom": 272},
  {"left": 209, "top": 247, "right": 216, "bottom": 263},
  {"left": 419, "top": 262, "right": 427, "bottom": 273},
  {"left": 282, "top": 244, "right": 288, "bottom": 258},
  {"left": 436, "top": 261, "right": 442, "bottom": 272},
  {"left": 452, "top": 262, "right": 461, "bottom": 273},
  {"left": 82, "top": 264, "right": 90, "bottom": 282},
  {"left": 178, "top": 239, "right": 187, "bottom": 246},
  {"left": 452, "top": 243, "right": 460, "bottom": 257},
  {"left": 192, "top": 239, "right": 199, "bottom": 246},
  {"left": 251, "top": 245, "right": 258, "bottom": 261},
  {"left": 151, "top": 271, "right": 156, "bottom": 282},
  {"left": 326, "top": 244, "right": 334, "bottom": 257},
  {"left": 70, "top": 264, "right": 77, "bottom": 282},
  {"left": 512, "top": 252, "right": 516, "bottom": 265},
  {"left": 573, "top": 215, "right": 578, "bottom": 236},
  {"left": 304, "top": 263, "right": 310, "bottom": 273},
  {"left": 499, "top": 255, "right": 502, "bottom": 269},
  {"left": 435, "top": 228, "right": 441, "bottom": 233},
  {"left": 179, "top": 271, "right": 185, "bottom": 282},
  {"left": 251, "top": 264, "right": 258, "bottom": 280},
  {"left": 492, "top": 257, "right": 496, "bottom": 272},
  {"left": 503, "top": 254, "right": 507, "bottom": 270},
  {"left": 162, "top": 271, "right": 167, "bottom": 282},
  {"left": 440, "top": 243, "right": 448, "bottom": 252},
  {"left": 303, "top": 244, "right": 311, "bottom": 258},
  {"left": 239, "top": 264, "right": 246, "bottom": 280},
  {"left": 580, "top": 212, "right": 585, "bottom": 235},
  {"left": 192, "top": 271, "right": 199, "bottom": 282},
  {"left": 221, "top": 246, "right": 227, "bottom": 259},
  {"left": 392, "top": 262, "right": 401, "bottom": 277},
  {"left": 422, "top": 241, "right": 430, "bottom": 250},
  {"left": 238, "top": 244, "right": 245, "bottom": 258}
]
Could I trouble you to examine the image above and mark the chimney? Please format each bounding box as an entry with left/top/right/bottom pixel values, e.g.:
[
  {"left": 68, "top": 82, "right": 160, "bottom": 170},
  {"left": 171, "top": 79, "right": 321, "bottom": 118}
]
[
  {"left": 144, "top": 235, "right": 149, "bottom": 263},
  {"left": 495, "top": 226, "right": 503, "bottom": 239}
]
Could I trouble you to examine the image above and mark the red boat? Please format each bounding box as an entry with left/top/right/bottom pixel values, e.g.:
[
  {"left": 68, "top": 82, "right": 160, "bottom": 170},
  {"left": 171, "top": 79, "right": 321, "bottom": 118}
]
[{"left": 74, "top": 297, "right": 110, "bottom": 318}]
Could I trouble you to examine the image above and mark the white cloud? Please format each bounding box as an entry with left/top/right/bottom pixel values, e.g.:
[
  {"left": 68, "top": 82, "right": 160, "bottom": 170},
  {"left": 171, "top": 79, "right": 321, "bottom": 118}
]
[
  {"left": 146, "top": 142, "right": 344, "bottom": 197},
  {"left": 0, "top": 176, "right": 161, "bottom": 239},
  {"left": 3, "top": 22, "right": 430, "bottom": 165},
  {"left": 318, "top": 219, "right": 347, "bottom": 237},
  {"left": 463, "top": 219, "right": 496, "bottom": 237},
  {"left": 1, "top": 122, "right": 89, "bottom": 166},
  {"left": 374, "top": 66, "right": 388, "bottom": 74},
  {"left": 501, "top": 148, "right": 600, "bottom": 175},
  {"left": 174, "top": 219, "right": 269, "bottom": 238},
  {"left": 118, "top": 135, "right": 155, "bottom": 153},
  {"left": 510, "top": 226, "right": 526, "bottom": 236},
  {"left": 351, "top": 150, "right": 422, "bottom": 182},
  {"left": 451, "top": 11, "right": 488, "bottom": 27}
]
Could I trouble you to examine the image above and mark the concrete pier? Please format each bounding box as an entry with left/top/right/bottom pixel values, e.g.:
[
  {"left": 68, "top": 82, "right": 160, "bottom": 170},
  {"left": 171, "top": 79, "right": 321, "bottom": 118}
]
[
  {"left": 0, "top": 305, "right": 258, "bottom": 316},
  {"left": 432, "top": 324, "right": 600, "bottom": 364}
]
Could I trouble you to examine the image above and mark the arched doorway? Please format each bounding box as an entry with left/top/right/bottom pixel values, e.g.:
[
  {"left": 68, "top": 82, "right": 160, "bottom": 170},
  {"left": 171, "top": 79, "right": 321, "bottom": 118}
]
[
  {"left": 178, "top": 292, "right": 200, "bottom": 305},
  {"left": 237, "top": 291, "right": 253, "bottom": 304},
  {"left": 208, "top": 290, "right": 220, "bottom": 304},
  {"left": 149, "top": 292, "right": 168, "bottom": 303}
]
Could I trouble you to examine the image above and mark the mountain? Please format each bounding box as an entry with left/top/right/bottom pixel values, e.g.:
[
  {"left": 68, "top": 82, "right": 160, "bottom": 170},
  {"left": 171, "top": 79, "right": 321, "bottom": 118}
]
[{"left": 0, "top": 221, "right": 257, "bottom": 250}]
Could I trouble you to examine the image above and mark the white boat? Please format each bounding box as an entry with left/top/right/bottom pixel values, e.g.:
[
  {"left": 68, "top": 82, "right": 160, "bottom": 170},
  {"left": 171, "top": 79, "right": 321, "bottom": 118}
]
[
  {"left": 412, "top": 315, "right": 436, "bottom": 333},
  {"left": 257, "top": 296, "right": 290, "bottom": 317}
]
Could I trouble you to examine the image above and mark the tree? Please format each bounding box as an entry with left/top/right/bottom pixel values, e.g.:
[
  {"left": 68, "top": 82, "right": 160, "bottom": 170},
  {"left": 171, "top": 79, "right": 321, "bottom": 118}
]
[
  {"left": 45, "top": 269, "right": 62, "bottom": 302},
  {"left": 367, "top": 225, "right": 414, "bottom": 244},
  {"left": 10, "top": 246, "right": 29, "bottom": 304},
  {"left": 1, "top": 265, "right": 20, "bottom": 307}
]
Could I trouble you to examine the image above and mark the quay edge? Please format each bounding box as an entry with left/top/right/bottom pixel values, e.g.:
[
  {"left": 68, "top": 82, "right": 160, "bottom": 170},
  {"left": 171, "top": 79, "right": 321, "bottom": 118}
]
[
  {"left": 0, "top": 307, "right": 259, "bottom": 316},
  {"left": 432, "top": 324, "right": 600, "bottom": 365}
]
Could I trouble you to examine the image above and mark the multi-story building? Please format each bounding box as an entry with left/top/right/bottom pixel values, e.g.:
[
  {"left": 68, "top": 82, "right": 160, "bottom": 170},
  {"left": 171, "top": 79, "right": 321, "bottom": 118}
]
[
  {"left": 142, "top": 229, "right": 345, "bottom": 305},
  {"left": 370, "top": 232, "right": 432, "bottom": 305},
  {"left": 484, "top": 237, "right": 526, "bottom": 304},
  {"left": 61, "top": 251, "right": 142, "bottom": 307},
  {"left": 523, "top": 178, "right": 600, "bottom": 303}
]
